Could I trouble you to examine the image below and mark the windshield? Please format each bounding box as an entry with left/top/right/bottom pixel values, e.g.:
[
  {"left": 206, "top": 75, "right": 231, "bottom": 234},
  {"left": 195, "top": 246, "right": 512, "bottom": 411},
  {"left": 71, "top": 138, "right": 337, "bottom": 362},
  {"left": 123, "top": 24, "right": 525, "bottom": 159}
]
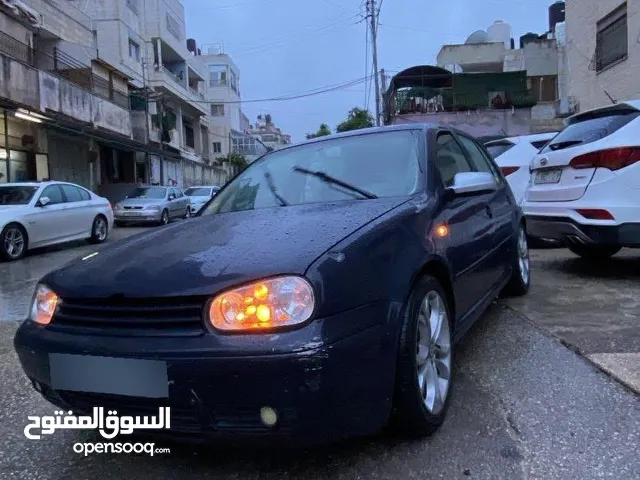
[
  {"left": 184, "top": 187, "right": 212, "bottom": 197},
  {"left": 484, "top": 141, "right": 515, "bottom": 159},
  {"left": 0, "top": 186, "right": 39, "bottom": 205},
  {"left": 127, "top": 187, "right": 167, "bottom": 199},
  {"left": 200, "top": 130, "right": 422, "bottom": 215},
  {"left": 541, "top": 110, "right": 640, "bottom": 153}
]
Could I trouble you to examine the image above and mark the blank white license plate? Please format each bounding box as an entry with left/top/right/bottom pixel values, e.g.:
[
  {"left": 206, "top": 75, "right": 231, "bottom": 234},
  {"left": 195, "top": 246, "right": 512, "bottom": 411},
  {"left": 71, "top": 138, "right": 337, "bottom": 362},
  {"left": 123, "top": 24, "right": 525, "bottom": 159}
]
[
  {"left": 124, "top": 211, "right": 141, "bottom": 216},
  {"left": 534, "top": 169, "right": 562, "bottom": 184}
]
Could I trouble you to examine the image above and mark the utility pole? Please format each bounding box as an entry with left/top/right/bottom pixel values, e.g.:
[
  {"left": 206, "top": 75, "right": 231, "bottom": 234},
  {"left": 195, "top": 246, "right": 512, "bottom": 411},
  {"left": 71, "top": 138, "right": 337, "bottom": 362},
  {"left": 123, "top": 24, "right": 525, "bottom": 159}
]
[
  {"left": 380, "top": 68, "right": 387, "bottom": 124},
  {"left": 366, "top": 0, "right": 381, "bottom": 126}
]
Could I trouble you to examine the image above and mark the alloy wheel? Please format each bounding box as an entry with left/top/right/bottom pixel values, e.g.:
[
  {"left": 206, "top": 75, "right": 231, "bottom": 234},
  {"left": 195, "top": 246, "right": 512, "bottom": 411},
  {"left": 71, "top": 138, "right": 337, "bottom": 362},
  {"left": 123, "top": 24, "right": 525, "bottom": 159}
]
[
  {"left": 4, "top": 227, "right": 25, "bottom": 259},
  {"left": 416, "top": 290, "right": 452, "bottom": 415},
  {"left": 94, "top": 218, "right": 107, "bottom": 241},
  {"left": 161, "top": 211, "right": 169, "bottom": 225},
  {"left": 518, "top": 227, "right": 530, "bottom": 284}
]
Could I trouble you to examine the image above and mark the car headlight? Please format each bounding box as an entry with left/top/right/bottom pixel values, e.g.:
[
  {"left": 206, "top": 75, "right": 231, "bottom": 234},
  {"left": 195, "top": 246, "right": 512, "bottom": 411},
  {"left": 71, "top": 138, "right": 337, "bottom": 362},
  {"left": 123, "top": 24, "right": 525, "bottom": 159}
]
[
  {"left": 114, "top": 204, "right": 123, "bottom": 210},
  {"left": 207, "top": 276, "right": 315, "bottom": 332},
  {"left": 29, "top": 284, "right": 59, "bottom": 325},
  {"left": 145, "top": 205, "right": 161, "bottom": 211}
]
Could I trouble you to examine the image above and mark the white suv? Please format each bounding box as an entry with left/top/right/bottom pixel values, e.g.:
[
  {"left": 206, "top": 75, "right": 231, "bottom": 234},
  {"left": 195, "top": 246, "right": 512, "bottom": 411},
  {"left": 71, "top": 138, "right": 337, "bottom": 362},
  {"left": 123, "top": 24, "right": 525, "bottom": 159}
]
[
  {"left": 485, "top": 132, "right": 558, "bottom": 205},
  {"left": 523, "top": 100, "right": 640, "bottom": 259}
]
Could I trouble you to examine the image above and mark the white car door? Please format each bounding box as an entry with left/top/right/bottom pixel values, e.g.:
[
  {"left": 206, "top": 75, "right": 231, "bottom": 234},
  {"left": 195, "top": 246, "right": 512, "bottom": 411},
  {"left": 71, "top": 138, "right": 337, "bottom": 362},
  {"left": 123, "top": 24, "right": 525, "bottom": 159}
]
[
  {"left": 26, "top": 185, "right": 71, "bottom": 247},
  {"left": 60, "top": 184, "right": 94, "bottom": 237}
]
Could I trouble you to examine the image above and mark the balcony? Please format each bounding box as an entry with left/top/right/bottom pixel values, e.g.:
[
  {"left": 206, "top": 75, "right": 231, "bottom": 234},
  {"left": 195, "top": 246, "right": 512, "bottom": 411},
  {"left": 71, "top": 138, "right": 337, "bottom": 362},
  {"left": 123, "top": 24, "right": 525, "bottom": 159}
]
[
  {"left": 0, "top": 30, "right": 131, "bottom": 137},
  {"left": 22, "top": 0, "right": 94, "bottom": 47}
]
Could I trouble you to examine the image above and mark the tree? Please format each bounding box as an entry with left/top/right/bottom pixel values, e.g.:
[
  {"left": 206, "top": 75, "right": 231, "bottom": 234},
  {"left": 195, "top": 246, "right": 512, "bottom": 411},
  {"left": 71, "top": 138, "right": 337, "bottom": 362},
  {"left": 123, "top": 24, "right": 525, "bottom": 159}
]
[
  {"left": 335, "top": 107, "right": 374, "bottom": 133},
  {"left": 305, "top": 123, "right": 332, "bottom": 139},
  {"left": 217, "top": 152, "right": 248, "bottom": 172}
]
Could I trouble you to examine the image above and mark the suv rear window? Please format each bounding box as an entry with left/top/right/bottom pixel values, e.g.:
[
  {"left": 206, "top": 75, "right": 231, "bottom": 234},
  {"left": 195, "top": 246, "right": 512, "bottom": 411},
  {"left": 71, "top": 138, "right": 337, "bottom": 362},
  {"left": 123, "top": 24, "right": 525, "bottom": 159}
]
[
  {"left": 484, "top": 141, "right": 515, "bottom": 159},
  {"left": 530, "top": 139, "right": 552, "bottom": 150},
  {"left": 541, "top": 109, "right": 640, "bottom": 153}
]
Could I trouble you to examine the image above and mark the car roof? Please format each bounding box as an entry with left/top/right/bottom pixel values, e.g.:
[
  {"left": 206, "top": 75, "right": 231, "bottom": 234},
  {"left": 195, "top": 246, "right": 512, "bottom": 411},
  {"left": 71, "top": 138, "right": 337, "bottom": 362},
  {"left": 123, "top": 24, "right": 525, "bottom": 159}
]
[
  {"left": 566, "top": 100, "right": 640, "bottom": 125},
  {"left": 485, "top": 132, "right": 558, "bottom": 145},
  {"left": 0, "top": 182, "right": 42, "bottom": 188}
]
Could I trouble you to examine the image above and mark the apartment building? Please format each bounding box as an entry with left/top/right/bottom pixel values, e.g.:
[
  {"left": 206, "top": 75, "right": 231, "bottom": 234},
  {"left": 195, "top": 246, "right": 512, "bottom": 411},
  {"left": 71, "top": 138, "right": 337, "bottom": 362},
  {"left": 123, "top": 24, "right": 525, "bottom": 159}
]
[
  {"left": 0, "top": 0, "right": 138, "bottom": 191},
  {"left": 248, "top": 114, "right": 292, "bottom": 151},
  {"left": 566, "top": 0, "right": 639, "bottom": 111}
]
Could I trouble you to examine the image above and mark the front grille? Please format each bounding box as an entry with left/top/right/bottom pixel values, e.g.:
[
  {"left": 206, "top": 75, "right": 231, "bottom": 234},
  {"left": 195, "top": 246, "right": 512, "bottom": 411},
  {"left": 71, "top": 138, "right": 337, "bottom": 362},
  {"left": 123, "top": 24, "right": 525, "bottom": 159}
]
[
  {"left": 123, "top": 206, "right": 144, "bottom": 210},
  {"left": 50, "top": 296, "right": 206, "bottom": 336}
]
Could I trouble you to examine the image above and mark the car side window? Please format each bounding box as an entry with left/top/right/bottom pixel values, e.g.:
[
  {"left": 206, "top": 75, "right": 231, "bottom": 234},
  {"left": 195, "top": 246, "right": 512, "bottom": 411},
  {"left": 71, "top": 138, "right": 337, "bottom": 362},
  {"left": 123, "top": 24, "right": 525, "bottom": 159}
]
[
  {"left": 78, "top": 188, "right": 91, "bottom": 201},
  {"left": 61, "top": 185, "right": 82, "bottom": 202},
  {"left": 457, "top": 135, "right": 503, "bottom": 184},
  {"left": 40, "top": 185, "right": 63, "bottom": 205},
  {"left": 175, "top": 189, "right": 184, "bottom": 198},
  {"left": 167, "top": 188, "right": 175, "bottom": 199},
  {"left": 434, "top": 132, "right": 474, "bottom": 187}
]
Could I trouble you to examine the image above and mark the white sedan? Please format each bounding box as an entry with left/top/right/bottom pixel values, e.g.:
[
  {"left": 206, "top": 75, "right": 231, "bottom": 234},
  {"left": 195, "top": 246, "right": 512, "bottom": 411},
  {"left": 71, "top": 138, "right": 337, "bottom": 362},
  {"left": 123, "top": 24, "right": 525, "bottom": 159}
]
[
  {"left": 184, "top": 185, "right": 220, "bottom": 214},
  {"left": 0, "top": 181, "right": 114, "bottom": 261}
]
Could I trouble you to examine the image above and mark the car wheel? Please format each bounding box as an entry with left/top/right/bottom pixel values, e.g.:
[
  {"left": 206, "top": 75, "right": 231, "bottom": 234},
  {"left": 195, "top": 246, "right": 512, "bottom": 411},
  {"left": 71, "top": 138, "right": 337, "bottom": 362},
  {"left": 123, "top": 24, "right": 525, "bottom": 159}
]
[
  {"left": 89, "top": 215, "right": 108, "bottom": 244},
  {"left": 391, "top": 275, "right": 453, "bottom": 437},
  {"left": 501, "top": 224, "right": 530, "bottom": 297},
  {"left": 184, "top": 208, "right": 191, "bottom": 219},
  {"left": 1, "top": 223, "right": 27, "bottom": 261},
  {"left": 159, "top": 209, "right": 169, "bottom": 226},
  {"left": 568, "top": 244, "right": 621, "bottom": 260}
]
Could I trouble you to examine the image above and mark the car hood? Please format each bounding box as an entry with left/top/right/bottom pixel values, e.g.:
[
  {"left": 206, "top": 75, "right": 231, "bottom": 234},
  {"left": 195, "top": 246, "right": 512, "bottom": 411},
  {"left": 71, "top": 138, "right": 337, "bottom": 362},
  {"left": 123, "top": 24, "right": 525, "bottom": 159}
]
[
  {"left": 118, "top": 198, "right": 164, "bottom": 206},
  {"left": 43, "top": 198, "right": 409, "bottom": 298}
]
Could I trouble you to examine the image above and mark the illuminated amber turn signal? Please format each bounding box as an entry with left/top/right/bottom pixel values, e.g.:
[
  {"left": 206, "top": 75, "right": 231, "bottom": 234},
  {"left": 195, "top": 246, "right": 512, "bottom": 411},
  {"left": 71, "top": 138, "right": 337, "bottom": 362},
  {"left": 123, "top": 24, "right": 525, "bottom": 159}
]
[
  {"left": 208, "top": 276, "right": 315, "bottom": 332},
  {"left": 434, "top": 224, "right": 449, "bottom": 238},
  {"left": 29, "top": 284, "right": 59, "bottom": 325}
]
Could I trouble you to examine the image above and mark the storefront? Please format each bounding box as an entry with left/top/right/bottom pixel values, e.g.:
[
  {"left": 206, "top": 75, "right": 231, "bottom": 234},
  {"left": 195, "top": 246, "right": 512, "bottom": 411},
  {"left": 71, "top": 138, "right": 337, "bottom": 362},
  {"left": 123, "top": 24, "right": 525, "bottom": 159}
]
[{"left": 0, "top": 109, "right": 49, "bottom": 183}]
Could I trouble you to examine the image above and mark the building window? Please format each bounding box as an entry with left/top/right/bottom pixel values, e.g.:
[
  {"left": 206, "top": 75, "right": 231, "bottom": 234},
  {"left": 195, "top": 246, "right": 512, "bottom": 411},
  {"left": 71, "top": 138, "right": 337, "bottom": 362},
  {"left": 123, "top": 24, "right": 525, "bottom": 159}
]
[
  {"left": 211, "top": 104, "right": 225, "bottom": 116},
  {"left": 126, "top": 0, "right": 139, "bottom": 15},
  {"left": 184, "top": 122, "right": 195, "bottom": 148},
  {"left": 166, "top": 13, "right": 181, "bottom": 41},
  {"left": 213, "top": 142, "right": 222, "bottom": 153},
  {"left": 209, "top": 65, "right": 227, "bottom": 87},
  {"left": 595, "top": 3, "right": 627, "bottom": 72},
  {"left": 230, "top": 70, "right": 238, "bottom": 94},
  {"left": 128, "top": 39, "right": 140, "bottom": 62}
]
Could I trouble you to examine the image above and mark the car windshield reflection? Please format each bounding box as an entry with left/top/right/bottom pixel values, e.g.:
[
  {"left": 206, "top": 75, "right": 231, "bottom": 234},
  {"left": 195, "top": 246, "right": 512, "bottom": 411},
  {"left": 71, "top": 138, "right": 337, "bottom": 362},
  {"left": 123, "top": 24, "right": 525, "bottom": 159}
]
[
  {"left": 127, "top": 187, "right": 167, "bottom": 199},
  {"left": 0, "top": 186, "right": 39, "bottom": 205}
]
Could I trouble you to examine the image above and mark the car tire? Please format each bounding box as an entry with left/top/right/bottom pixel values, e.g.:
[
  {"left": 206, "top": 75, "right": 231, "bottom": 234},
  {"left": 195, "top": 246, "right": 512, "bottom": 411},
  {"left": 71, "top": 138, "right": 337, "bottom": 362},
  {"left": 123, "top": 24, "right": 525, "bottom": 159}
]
[
  {"left": 567, "top": 244, "right": 621, "bottom": 260},
  {"left": 391, "top": 275, "right": 454, "bottom": 438},
  {"left": 184, "top": 208, "right": 191, "bottom": 219},
  {"left": 89, "top": 215, "right": 109, "bottom": 244},
  {"left": 0, "top": 223, "right": 28, "bottom": 261},
  {"left": 501, "top": 223, "right": 531, "bottom": 297},
  {"left": 159, "top": 209, "right": 169, "bottom": 226}
]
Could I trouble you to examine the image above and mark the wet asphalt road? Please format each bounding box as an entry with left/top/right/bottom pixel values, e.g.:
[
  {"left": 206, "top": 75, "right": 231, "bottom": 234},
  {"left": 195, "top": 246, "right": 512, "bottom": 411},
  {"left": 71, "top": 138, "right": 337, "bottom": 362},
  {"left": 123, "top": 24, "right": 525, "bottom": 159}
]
[{"left": 0, "top": 228, "right": 638, "bottom": 479}]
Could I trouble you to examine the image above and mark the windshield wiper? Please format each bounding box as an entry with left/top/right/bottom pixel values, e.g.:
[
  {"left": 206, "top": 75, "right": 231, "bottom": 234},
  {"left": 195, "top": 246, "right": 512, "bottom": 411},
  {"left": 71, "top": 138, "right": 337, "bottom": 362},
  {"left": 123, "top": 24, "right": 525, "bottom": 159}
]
[
  {"left": 293, "top": 166, "right": 378, "bottom": 199},
  {"left": 264, "top": 170, "right": 289, "bottom": 206}
]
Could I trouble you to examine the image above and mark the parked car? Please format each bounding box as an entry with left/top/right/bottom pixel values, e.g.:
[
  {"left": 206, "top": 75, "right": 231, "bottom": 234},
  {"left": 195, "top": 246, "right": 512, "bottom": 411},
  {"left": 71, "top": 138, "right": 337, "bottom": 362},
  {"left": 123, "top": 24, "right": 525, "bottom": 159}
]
[
  {"left": 184, "top": 185, "right": 220, "bottom": 214},
  {"left": 0, "top": 181, "right": 113, "bottom": 261},
  {"left": 113, "top": 186, "right": 191, "bottom": 227},
  {"left": 13, "top": 124, "right": 529, "bottom": 446},
  {"left": 523, "top": 100, "right": 640, "bottom": 259},
  {"left": 484, "top": 132, "right": 558, "bottom": 205}
]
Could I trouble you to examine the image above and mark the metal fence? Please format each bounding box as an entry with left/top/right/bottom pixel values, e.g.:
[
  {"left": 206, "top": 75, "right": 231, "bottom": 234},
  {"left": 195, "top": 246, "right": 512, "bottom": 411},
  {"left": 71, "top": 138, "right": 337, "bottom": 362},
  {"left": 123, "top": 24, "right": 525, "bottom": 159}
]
[{"left": 0, "top": 30, "right": 130, "bottom": 110}]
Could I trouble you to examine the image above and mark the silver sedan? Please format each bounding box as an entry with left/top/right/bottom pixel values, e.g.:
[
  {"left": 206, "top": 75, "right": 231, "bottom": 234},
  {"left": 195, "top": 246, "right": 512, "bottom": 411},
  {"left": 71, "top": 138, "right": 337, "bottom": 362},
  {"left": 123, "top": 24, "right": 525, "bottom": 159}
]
[
  {"left": 113, "top": 186, "right": 191, "bottom": 227},
  {"left": 0, "top": 181, "right": 113, "bottom": 261}
]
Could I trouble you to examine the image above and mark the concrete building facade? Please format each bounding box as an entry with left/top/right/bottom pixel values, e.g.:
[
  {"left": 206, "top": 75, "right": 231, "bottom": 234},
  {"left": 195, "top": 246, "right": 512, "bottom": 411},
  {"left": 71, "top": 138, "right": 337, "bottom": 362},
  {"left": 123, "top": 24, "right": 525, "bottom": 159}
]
[{"left": 565, "top": 0, "right": 639, "bottom": 111}]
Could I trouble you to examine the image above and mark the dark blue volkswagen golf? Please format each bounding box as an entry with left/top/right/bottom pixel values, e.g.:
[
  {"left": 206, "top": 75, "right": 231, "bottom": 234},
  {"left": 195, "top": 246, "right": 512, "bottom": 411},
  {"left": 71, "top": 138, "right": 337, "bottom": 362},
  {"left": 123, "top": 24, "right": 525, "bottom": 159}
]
[{"left": 14, "top": 124, "right": 530, "bottom": 446}]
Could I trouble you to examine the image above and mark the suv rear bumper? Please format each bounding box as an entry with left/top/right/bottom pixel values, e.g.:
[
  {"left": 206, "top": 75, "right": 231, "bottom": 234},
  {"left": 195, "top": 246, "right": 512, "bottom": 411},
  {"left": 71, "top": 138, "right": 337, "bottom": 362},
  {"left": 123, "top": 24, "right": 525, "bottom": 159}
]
[{"left": 526, "top": 216, "right": 640, "bottom": 247}]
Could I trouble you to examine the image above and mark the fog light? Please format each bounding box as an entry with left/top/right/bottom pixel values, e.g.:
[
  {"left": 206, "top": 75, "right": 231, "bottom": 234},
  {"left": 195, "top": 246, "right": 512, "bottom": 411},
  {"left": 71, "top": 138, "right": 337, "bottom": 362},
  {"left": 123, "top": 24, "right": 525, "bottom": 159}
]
[{"left": 260, "top": 406, "right": 278, "bottom": 427}]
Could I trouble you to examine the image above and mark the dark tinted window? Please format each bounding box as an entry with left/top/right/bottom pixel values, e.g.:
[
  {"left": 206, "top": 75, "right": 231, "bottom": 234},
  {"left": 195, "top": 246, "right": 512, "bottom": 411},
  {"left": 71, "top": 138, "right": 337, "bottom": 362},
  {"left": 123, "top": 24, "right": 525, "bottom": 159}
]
[
  {"left": 530, "top": 139, "right": 552, "bottom": 150},
  {"left": 184, "top": 187, "right": 212, "bottom": 196},
  {"left": 78, "top": 188, "right": 91, "bottom": 200},
  {"left": 484, "top": 140, "right": 515, "bottom": 159},
  {"left": 41, "top": 185, "right": 63, "bottom": 204},
  {"left": 541, "top": 109, "right": 640, "bottom": 153},
  {"left": 61, "top": 185, "right": 82, "bottom": 202},
  {"left": 174, "top": 188, "right": 184, "bottom": 198},
  {"left": 0, "top": 186, "right": 38, "bottom": 205},
  {"left": 434, "top": 133, "right": 473, "bottom": 187},
  {"left": 458, "top": 135, "right": 502, "bottom": 183}
]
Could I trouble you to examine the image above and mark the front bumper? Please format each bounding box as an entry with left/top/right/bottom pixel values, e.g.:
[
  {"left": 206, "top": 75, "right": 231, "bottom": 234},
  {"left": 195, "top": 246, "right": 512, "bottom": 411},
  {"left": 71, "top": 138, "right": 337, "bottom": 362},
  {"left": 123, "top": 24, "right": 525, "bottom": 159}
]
[
  {"left": 114, "top": 210, "right": 162, "bottom": 223},
  {"left": 526, "top": 216, "right": 640, "bottom": 247},
  {"left": 13, "top": 305, "right": 395, "bottom": 446}
]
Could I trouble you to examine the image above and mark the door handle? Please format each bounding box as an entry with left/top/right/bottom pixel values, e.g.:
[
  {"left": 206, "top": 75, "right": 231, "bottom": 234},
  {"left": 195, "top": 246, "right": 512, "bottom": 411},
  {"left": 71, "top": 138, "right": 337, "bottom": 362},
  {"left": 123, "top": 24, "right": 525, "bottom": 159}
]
[{"left": 485, "top": 205, "right": 493, "bottom": 218}]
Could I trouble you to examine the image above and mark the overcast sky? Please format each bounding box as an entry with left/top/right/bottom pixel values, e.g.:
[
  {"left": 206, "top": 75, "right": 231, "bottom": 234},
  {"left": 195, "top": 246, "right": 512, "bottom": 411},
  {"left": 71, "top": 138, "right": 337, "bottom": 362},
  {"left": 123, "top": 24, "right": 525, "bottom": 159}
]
[{"left": 183, "top": 0, "right": 552, "bottom": 141}]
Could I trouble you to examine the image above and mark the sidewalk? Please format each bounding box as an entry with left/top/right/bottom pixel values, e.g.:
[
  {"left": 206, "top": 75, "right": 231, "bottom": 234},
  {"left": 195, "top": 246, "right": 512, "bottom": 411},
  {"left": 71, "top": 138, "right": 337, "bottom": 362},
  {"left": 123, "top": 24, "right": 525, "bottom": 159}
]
[{"left": 504, "top": 248, "right": 640, "bottom": 393}]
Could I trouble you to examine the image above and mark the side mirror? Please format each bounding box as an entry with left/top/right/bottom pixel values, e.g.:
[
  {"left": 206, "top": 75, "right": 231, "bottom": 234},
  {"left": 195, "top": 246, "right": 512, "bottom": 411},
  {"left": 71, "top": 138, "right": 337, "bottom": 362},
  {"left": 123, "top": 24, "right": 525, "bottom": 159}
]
[
  {"left": 168, "top": 195, "right": 175, "bottom": 201},
  {"left": 37, "top": 196, "right": 50, "bottom": 207},
  {"left": 448, "top": 172, "right": 497, "bottom": 196}
]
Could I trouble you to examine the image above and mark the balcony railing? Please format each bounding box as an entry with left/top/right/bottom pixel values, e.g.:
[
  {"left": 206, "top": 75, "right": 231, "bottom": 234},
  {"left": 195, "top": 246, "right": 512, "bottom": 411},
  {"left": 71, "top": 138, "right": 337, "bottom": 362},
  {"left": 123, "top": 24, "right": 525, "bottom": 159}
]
[{"left": 0, "top": 30, "right": 129, "bottom": 110}]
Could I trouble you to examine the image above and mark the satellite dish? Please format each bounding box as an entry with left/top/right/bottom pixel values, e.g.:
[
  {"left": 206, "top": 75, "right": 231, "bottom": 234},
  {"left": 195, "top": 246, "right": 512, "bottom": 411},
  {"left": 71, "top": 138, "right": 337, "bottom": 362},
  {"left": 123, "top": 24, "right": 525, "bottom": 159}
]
[{"left": 465, "top": 30, "right": 489, "bottom": 44}]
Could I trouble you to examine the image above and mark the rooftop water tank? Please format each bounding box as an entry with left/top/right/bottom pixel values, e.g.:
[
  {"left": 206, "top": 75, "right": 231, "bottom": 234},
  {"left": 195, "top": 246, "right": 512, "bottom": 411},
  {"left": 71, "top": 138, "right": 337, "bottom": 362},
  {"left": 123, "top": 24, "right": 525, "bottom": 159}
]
[
  {"left": 520, "top": 32, "right": 539, "bottom": 48},
  {"left": 487, "top": 20, "right": 511, "bottom": 49},
  {"left": 549, "top": 1, "right": 565, "bottom": 33},
  {"left": 465, "top": 30, "right": 489, "bottom": 44}
]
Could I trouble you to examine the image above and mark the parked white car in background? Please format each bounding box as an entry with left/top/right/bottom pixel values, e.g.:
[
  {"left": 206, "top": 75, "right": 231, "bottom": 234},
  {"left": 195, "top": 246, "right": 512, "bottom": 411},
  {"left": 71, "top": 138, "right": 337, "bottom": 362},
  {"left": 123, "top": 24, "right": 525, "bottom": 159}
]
[
  {"left": 485, "top": 132, "right": 558, "bottom": 205},
  {"left": 184, "top": 185, "right": 220, "bottom": 214},
  {"left": 0, "top": 181, "right": 113, "bottom": 261},
  {"left": 523, "top": 100, "right": 640, "bottom": 259}
]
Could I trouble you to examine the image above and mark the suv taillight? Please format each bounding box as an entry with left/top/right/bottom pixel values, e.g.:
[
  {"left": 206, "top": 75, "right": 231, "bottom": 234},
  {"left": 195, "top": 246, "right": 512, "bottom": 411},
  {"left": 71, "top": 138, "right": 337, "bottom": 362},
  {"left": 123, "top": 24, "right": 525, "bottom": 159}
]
[
  {"left": 500, "top": 166, "right": 519, "bottom": 176},
  {"left": 570, "top": 147, "right": 640, "bottom": 171}
]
